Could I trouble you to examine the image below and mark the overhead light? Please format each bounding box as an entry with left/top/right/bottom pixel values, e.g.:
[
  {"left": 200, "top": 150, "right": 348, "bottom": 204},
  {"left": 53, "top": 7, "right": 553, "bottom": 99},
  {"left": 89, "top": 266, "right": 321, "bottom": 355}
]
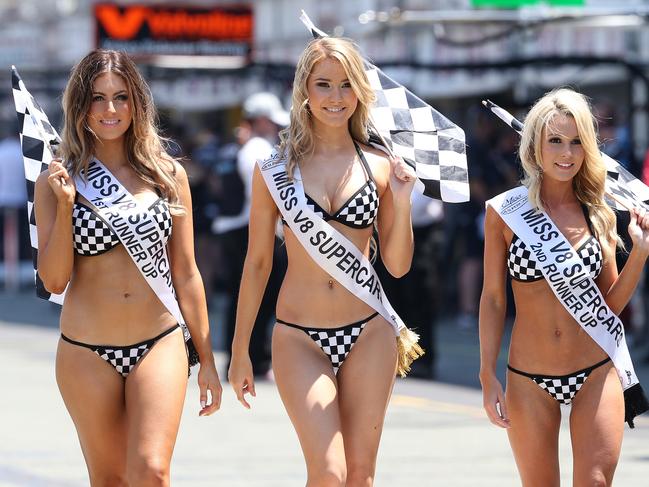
[
  {"left": 146, "top": 55, "right": 248, "bottom": 69},
  {"left": 569, "top": 15, "right": 644, "bottom": 28},
  {"left": 56, "top": 0, "right": 77, "bottom": 15}
]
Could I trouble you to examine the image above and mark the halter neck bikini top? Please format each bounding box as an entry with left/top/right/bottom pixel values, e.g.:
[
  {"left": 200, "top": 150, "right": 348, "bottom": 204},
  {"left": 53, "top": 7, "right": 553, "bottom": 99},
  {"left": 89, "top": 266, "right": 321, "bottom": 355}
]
[{"left": 283, "top": 142, "right": 380, "bottom": 230}]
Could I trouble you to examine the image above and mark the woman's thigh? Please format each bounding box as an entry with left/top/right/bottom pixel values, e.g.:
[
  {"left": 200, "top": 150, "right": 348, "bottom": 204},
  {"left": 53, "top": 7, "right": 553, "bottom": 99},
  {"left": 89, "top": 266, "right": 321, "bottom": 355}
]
[
  {"left": 272, "top": 323, "right": 346, "bottom": 478},
  {"left": 569, "top": 363, "right": 624, "bottom": 487},
  {"left": 124, "top": 327, "right": 188, "bottom": 471},
  {"left": 336, "top": 316, "right": 397, "bottom": 474},
  {"left": 505, "top": 370, "right": 562, "bottom": 487},
  {"left": 56, "top": 338, "right": 127, "bottom": 480}
]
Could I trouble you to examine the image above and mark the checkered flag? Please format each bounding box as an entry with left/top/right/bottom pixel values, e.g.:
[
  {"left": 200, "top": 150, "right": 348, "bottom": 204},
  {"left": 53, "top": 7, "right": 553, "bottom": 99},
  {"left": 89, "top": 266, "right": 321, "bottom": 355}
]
[
  {"left": 483, "top": 99, "right": 649, "bottom": 212},
  {"left": 603, "top": 157, "right": 649, "bottom": 211},
  {"left": 300, "top": 11, "right": 469, "bottom": 203},
  {"left": 11, "top": 66, "right": 65, "bottom": 304}
]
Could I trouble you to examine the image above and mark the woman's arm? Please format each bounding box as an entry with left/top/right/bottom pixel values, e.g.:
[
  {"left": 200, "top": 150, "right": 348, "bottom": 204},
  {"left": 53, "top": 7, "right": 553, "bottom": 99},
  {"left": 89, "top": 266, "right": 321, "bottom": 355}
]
[
  {"left": 376, "top": 153, "right": 416, "bottom": 277},
  {"left": 229, "top": 165, "right": 279, "bottom": 408},
  {"left": 33, "top": 160, "right": 76, "bottom": 294},
  {"left": 599, "top": 207, "right": 649, "bottom": 314},
  {"left": 168, "top": 163, "right": 222, "bottom": 416},
  {"left": 478, "top": 205, "right": 510, "bottom": 428}
]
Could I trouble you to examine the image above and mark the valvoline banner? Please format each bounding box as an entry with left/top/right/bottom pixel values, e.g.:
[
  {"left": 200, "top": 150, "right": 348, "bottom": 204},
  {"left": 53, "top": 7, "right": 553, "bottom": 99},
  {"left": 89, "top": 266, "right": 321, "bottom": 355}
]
[{"left": 94, "top": 4, "right": 253, "bottom": 57}]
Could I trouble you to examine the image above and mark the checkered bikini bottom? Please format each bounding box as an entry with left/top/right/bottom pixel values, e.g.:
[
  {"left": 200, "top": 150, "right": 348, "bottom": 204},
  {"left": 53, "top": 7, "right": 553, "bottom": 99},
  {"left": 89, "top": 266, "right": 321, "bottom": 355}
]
[
  {"left": 508, "top": 357, "right": 611, "bottom": 404},
  {"left": 60, "top": 324, "right": 180, "bottom": 378},
  {"left": 277, "top": 312, "right": 379, "bottom": 375}
]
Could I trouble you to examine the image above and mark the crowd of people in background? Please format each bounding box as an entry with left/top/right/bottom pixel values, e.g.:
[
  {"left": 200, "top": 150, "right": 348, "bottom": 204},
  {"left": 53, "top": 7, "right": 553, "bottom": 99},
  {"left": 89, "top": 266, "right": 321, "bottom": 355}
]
[{"left": 2, "top": 91, "right": 649, "bottom": 379}]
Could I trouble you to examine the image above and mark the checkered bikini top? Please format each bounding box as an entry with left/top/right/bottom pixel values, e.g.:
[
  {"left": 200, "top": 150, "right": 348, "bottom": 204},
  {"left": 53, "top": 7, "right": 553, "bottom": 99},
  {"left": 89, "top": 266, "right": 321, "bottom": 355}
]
[
  {"left": 72, "top": 197, "right": 172, "bottom": 256},
  {"left": 288, "top": 142, "right": 379, "bottom": 229},
  {"left": 507, "top": 205, "right": 603, "bottom": 282}
]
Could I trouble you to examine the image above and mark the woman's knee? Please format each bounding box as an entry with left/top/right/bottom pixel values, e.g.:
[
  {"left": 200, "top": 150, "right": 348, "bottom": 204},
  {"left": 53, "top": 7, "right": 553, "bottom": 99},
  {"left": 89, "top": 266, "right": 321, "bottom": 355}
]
[
  {"left": 126, "top": 455, "right": 170, "bottom": 487},
  {"left": 574, "top": 467, "right": 614, "bottom": 487},
  {"left": 307, "top": 464, "right": 346, "bottom": 487},
  {"left": 346, "top": 462, "right": 375, "bottom": 487}
]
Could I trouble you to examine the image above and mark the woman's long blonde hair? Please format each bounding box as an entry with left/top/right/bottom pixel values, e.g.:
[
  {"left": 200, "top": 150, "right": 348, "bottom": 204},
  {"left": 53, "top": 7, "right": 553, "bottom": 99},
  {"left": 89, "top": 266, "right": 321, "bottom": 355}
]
[
  {"left": 519, "top": 88, "right": 617, "bottom": 248},
  {"left": 59, "top": 49, "right": 182, "bottom": 213},
  {"left": 279, "top": 37, "right": 376, "bottom": 179}
]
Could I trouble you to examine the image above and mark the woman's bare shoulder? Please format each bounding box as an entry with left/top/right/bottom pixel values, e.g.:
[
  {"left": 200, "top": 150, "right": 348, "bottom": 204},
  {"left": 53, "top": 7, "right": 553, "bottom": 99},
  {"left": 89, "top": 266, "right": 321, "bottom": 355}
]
[
  {"left": 485, "top": 204, "right": 509, "bottom": 236},
  {"left": 34, "top": 167, "right": 55, "bottom": 198},
  {"left": 356, "top": 142, "right": 390, "bottom": 179},
  {"left": 357, "top": 142, "right": 389, "bottom": 160}
]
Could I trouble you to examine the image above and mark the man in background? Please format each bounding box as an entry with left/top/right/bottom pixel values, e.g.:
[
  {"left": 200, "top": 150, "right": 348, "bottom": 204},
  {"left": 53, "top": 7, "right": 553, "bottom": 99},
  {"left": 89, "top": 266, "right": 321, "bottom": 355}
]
[{"left": 215, "top": 92, "right": 289, "bottom": 378}]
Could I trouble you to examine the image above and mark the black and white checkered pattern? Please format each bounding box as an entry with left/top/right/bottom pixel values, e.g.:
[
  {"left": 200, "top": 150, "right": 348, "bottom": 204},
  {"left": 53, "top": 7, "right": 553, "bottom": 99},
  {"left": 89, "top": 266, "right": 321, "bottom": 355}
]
[
  {"left": 306, "top": 323, "right": 366, "bottom": 374},
  {"left": 533, "top": 373, "right": 588, "bottom": 405},
  {"left": 604, "top": 163, "right": 649, "bottom": 212},
  {"left": 579, "top": 238, "right": 603, "bottom": 276},
  {"left": 365, "top": 68, "right": 469, "bottom": 202},
  {"left": 483, "top": 99, "right": 649, "bottom": 212},
  {"left": 305, "top": 197, "right": 326, "bottom": 221},
  {"left": 95, "top": 343, "right": 150, "bottom": 377},
  {"left": 150, "top": 199, "right": 173, "bottom": 239},
  {"left": 72, "top": 199, "right": 172, "bottom": 256},
  {"left": 12, "top": 66, "right": 65, "bottom": 304},
  {"left": 72, "top": 204, "right": 120, "bottom": 255},
  {"left": 337, "top": 180, "right": 379, "bottom": 228},
  {"left": 508, "top": 235, "right": 602, "bottom": 282},
  {"left": 507, "top": 235, "right": 540, "bottom": 281},
  {"left": 300, "top": 12, "right": 469, "bottom": 203},
  {"left": 304, "top": 180, "right": 379, "bottom": 229}
]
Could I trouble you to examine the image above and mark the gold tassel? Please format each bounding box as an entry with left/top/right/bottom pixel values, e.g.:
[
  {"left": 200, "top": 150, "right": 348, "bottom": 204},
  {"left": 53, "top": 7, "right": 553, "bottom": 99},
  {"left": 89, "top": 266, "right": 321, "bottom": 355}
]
[{"left": 396, "top": 327, "right": 425, "bottom": 377}]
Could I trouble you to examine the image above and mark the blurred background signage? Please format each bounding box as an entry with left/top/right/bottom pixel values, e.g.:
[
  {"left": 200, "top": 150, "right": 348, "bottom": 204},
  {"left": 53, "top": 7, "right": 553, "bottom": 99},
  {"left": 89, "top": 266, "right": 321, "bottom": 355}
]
[
  {"left": 472, "top": 0, "right": 585, "bottom": 6},
  {"left": 94, "top": 3, "right": 253, "bottom": 58}
]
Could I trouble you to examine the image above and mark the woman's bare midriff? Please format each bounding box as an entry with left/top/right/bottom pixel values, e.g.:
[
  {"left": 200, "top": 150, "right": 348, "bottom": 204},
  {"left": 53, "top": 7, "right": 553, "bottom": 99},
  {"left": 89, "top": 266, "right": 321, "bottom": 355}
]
[
  {"left": 509, "top": 280, "right": 609, "bottom": 374},
  {"left": 276, "top": 224, "right": 377, "bottom": 327},
  {"left": 60, "top": 244, "right": 176, "bottom": 344}
]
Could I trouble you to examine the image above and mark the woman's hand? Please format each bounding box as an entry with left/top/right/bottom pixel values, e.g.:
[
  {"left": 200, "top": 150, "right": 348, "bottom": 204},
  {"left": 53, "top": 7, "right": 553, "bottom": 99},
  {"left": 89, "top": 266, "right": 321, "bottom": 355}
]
[
  {"left": 228, "top": 353, "right": 256, "bottom": 409},
  {"left": 628, "top": 206, "right": 649, "bottom": 255},
  {"left": 480, "top": 373, "right": 510, "bottom": 429},
  {"left": 388, "top": 155, "right": 417, "bottom": 206},
  {"left": 197, "top": 361, "right": 222, "bottom": 416},
  {"left": 47, "top": 159, "right": 76, "bottom": 206}
]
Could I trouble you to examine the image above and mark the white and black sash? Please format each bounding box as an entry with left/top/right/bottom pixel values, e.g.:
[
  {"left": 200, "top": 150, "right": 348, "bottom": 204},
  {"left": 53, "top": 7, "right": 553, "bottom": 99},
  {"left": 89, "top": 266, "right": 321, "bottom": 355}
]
[
  {"left": 258, "top": 152, "right": 405, "bottom": 336},
  {"left": 74, "top": 158, "right": 190, "bottom": 345},
  {"left": 489, "top": 186, "right": 648, "bottom": 426}
]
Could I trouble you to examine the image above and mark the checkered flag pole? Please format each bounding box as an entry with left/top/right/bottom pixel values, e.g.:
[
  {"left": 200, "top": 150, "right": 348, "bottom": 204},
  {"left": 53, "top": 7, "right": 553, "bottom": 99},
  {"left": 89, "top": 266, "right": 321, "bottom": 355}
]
[
  {"left": 482, "top": 99, "right": 523, "bottom": 134},
  {"left": 300, "top": 11, "right": 469, "bottom": 203},
  {"left": 11, "top": 66, "right": 66, "bottom": 304},
  {"left": 482, "top": 99, "right": 649, "bottom": 212}
]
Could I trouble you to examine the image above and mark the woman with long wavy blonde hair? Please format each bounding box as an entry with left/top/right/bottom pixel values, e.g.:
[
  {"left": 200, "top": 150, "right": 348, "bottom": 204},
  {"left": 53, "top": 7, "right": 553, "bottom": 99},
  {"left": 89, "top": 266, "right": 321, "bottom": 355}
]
[
  {"left": 34, "top": 49, "right": 222, "bottom": 486},
  {"left": 479, "top": 88, "right": 649, "bottom": 486},
  {"left": 229, "top": 37, "right": 417, "bottom": 486}
]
